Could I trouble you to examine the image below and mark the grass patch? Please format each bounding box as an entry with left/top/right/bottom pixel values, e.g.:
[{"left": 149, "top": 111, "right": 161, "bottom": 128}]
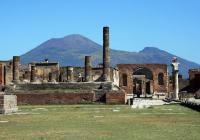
[{"left": 0, "top": 104, "right": 200, "bottom": 140}]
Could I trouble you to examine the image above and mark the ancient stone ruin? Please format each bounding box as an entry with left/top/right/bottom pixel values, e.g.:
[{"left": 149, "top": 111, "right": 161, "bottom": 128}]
[
  {"left": 0, "top": 91, "right": 18, "bottom": 114},
  {"left": 0, "top": 26, "right": 199, "bottom": 109}
]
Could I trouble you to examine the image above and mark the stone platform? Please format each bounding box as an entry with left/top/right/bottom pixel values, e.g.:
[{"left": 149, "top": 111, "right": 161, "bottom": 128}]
[
  {"left": 132, "top": 98, "right": 169, "bottom": 109},
  {"left": 0, "top": 93, "right": 18, "bottom": 114}
]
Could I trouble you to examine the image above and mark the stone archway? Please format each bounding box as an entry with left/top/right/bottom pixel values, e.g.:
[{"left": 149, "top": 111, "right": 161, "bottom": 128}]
[{"left": 133, "top": 67, "right": 154, "bottom": 97}]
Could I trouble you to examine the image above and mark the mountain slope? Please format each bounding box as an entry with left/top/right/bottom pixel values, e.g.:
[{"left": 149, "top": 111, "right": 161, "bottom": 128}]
[{"left": 21, "top": 35, "right": 200, "bottom": 78}]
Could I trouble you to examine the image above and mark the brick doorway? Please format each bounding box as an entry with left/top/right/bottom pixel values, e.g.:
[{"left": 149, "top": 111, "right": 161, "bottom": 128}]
[{"left": 133, "top": 67, "right": 153, "bottom": 98}]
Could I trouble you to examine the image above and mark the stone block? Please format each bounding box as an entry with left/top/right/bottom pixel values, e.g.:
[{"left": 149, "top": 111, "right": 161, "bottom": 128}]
[{"left": 0, "top": 94, "right": 18, "bottom": 114}]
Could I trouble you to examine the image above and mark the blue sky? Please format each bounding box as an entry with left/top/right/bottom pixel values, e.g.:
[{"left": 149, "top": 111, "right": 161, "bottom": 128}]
[{"left": 0, "top": 0, "right": 200, "bottom": 64}]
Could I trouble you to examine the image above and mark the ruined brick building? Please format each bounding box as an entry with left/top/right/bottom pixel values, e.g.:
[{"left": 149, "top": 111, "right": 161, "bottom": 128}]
[
  {"left": 118, "top": 64, "right": 168, "bottom": 97},
  {"left": 188, "top": 69, "right": 200, "bottom": 98}
]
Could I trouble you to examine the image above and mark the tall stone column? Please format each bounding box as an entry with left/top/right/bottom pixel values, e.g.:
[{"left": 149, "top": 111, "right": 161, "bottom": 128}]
[
  {"left": 85, "top": 56, "right": 92, "bottom": 82},
  {"left": 30, "top": 65, "right": 36, "bottom": 83},
  {"left": 103, "top": 26, "right": 110, "bottom": 81},
  {"left": 171, "top": 57, "right": 179, "bottom": 100},
  {"left": 67, "top": 66, "right": 74, "bottom": 82},
  {"left": 175, "top": 70, "right": 179, "bottom": 99},
  {"left": 12, "top": 56, "right": 20, "bottom": 83}
]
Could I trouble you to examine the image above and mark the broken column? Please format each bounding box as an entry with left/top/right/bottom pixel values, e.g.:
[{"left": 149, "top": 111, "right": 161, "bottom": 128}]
[
  {"left": 171, "top": 57, "right": 179, "bottom": 100},
  {"left": 67, "top": 66, "right": 74, "bottom": 82},
  {"left": 85, "top": 56, "right": 92, "bottom": 82},
  {"left": 12, "top": 56, "right": 20, "bottom": 83},
  {"left": 103, "top": 26, "right": 110, "bottom": 81},
  {"left": 30, "top": 65, "right": 36, "bottom": 82}
]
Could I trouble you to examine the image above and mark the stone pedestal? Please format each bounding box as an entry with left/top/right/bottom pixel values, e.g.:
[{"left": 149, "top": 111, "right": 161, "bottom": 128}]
[{"left": 0, "top": 93, "right": 18, "bottom": 114}]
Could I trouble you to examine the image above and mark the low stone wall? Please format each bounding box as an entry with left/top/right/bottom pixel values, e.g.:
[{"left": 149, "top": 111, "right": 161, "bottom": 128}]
[
  {"left": 14, "top": 82, "right": 113, "bottom": 91},
  {"left": 16, "top": 92, "right": 95, "bottom": 105},
  {"left": 106, "top": 91, "right": 125, "bottom": 104}
]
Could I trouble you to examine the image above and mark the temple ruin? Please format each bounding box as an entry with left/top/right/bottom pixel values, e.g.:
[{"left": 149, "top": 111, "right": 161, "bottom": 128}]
[{"left": 0, "top": 26, "right": 198, "bottom": 107}]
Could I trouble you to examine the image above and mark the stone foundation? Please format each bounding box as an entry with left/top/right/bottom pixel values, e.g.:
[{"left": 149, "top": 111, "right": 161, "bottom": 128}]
[
  {"left": 9, "top": 82, "right": 124, "bottom": 105},
  {"left": 0, "top": 94, "right": 18, "bottom": 114},
  {"left": 132, "top": 99, "right": 168, "bottom": 109},
  {"left": 106, "top": 91, "right": 125, "bottom": 104},
  {"left": 16, "top": 92, "right": 95, "bottom": 105}
]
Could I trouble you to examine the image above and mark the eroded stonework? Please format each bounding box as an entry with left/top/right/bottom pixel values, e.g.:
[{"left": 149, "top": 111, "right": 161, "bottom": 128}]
[{"left": 117, "top": 64, "right": 168, "bottom": 96}]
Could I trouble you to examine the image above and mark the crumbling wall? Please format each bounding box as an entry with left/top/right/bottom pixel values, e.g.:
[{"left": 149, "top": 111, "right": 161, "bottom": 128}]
[
  {"left": 13, "top": 82, "right": 125, "bottom": 104},
  {"left": 17, "top": 92, "right": 95, "bottom": 105},
  {"left": 189, "top": 69, "right": 200, "bottom": 93},
  {"left": 14, "top": 82, "right": 106, "bottom": 91},
  {"left": 32, "top": 63, "right": 59, "bottom": 81},
  {"left": 106, "top": 90, "right": 125, "bottom": 104},
  {"left": 117, "top": 64, "right": 168, "bottom": 95}
]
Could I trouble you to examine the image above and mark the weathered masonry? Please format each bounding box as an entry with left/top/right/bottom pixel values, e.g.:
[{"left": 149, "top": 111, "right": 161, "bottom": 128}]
[
  {"left": 117, "top": 64, "right": 168, "bottom": 97},
  {"left": 0, "top": 26, "right": 190, "bottom": 105},
  {"left": 0, "top": 63, "right": 5, "bottom": 85},
  {"left": 189, "top": 68, "right": 200, "bottom": 98},
  {"left": 103, "top": 27, "right": 110, "bottom": 81}
]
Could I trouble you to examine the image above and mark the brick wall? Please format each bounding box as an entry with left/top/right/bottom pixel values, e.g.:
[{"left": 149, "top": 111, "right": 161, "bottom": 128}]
[
  {"left": 16, "top": 92, "right": 95, "bottom": 105},
  {"left": 189, "top": 69, "right": 200, "bottom": 92},
  {"left": 0, "top": 96, "right": 3, "bottom": 107},
  {"left": 117, "top": 64, "right": 168, "bottom": 95},
  {"left": 106, "top": 90, "right": 125, "bottom": 104}
]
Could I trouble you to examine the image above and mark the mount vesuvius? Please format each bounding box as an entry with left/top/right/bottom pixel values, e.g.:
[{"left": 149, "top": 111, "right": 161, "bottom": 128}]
[{"left": 20, "top": 34, "right": 200, "bottom": 78}]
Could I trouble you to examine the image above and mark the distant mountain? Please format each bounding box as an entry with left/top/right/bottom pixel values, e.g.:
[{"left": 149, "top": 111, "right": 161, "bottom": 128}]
[{"left": 21, "top": 34, "right": 200, "bottom": 78}]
